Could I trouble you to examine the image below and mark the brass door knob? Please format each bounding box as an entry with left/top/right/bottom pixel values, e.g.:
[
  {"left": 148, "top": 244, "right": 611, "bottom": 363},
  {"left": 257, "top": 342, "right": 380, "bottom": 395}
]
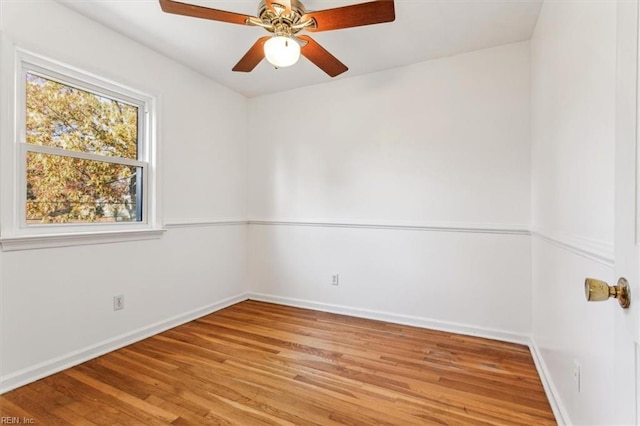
[{"left": 584, "top": 277, "right": 630, "bottom": 308}]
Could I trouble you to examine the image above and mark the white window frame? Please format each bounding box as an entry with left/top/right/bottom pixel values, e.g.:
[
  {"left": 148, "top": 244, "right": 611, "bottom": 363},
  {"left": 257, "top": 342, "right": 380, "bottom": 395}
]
[{"left": 0, "top": 44, "right": 164, "bottom": 251}]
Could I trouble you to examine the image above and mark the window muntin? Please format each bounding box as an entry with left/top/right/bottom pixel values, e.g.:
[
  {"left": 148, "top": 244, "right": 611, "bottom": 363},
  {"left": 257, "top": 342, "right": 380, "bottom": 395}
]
[{"left": 20, "top": 66, "right": 149, "bottom": 226}]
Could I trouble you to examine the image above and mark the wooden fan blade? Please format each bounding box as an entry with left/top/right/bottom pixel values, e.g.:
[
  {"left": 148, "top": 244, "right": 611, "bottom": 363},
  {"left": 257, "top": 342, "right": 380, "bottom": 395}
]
[
  {"left": 298, "top": 35, "right": 348, "bottom": 77},
  {"left": 266, "top": 0, "right": 292, "bottom": 14},
  {"left": 302, "top": 0, "right": 395, "bottom": 32},
  {"left": 232, "top": 37, "right": 271, "bottom": 72},
  {"left": 159, "top": 0, "right": 252, "bottom": 25}
]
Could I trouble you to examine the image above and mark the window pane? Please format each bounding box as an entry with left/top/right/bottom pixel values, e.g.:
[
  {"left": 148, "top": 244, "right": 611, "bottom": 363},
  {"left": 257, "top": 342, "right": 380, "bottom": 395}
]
[
  {"left": 26, "top": 152, "right": 142, "bottom": 224},
  {"left": 25, "top": 73, "right": 138, "bottom": 160}
]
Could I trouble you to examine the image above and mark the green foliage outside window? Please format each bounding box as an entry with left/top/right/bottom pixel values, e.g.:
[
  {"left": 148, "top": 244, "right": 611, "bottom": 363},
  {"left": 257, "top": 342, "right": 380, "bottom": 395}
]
[{"left": 25, "top": 73, "right": 141, "bottom": 223}]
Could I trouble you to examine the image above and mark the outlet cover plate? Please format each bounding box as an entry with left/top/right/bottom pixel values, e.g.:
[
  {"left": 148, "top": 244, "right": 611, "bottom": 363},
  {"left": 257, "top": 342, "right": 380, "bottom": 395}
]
[{"left": 114, "top": 295, "right": 124, "bottom": 311}]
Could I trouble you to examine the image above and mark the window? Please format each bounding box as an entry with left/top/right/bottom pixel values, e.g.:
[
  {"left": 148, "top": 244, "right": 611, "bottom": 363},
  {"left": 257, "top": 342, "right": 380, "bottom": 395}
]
[
  {"left": 25, "top": 73, "right": 144, "bottom": 224},
  {"left": 0, "top": 47, "right": 162, "bottom": 250}
]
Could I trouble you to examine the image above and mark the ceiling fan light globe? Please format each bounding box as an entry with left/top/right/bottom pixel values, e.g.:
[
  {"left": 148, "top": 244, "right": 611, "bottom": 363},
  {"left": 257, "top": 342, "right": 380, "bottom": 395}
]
[{"left": 264, "top": 36, "right": 300, "bottom": 68}]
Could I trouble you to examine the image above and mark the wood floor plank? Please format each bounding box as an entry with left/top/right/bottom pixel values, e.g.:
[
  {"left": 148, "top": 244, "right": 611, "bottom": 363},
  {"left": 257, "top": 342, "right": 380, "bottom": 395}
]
[{"left": 0, "top": 300, "right": 556, "bottom": 425}]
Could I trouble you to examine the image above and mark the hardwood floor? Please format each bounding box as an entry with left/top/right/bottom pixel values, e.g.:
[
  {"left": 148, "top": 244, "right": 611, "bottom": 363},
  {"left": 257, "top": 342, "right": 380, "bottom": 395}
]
[{"left": 0, "top": 300, "right": 555, "bottom": 425}]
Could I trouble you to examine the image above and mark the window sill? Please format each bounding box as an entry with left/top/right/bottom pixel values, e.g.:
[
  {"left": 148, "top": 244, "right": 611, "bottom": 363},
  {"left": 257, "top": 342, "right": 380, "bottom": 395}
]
[{"left": 0, "top": 228, "right": 166, "bottom": 251}]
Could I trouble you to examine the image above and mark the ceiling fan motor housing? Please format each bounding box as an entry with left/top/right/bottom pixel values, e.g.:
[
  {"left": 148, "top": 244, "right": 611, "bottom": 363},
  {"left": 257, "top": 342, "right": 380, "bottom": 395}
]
[{"left": 257, "top": 0, "right": 309, "bottom": 36}]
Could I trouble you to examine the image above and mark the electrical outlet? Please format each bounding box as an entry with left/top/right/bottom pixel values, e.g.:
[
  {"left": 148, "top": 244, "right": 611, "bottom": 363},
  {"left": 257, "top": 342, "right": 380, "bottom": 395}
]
[
  {"left": 114, "top": 295, "right": 125, "bottom": 311},
  {"left": 573, "top": 360, "right": 581, "bottom": 392},
  {"left": 331, "top": 274, "right": 339, "bottom": 286}
]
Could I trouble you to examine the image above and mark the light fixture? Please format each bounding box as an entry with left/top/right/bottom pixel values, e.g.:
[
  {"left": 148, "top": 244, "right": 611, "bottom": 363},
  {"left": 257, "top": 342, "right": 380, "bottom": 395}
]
[{"left": 264, "top": 36, "right": 301, "bottom": 68}]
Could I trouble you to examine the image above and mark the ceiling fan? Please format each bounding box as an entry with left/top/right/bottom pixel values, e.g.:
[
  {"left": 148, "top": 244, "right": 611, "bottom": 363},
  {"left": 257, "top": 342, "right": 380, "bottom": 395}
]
[{"left": 158, "top": 0, "right": 395, "bottom": 77}]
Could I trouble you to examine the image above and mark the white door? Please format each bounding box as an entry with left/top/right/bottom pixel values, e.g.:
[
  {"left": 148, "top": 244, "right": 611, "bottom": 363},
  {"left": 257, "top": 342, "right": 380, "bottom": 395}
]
[{"left": 612, "top": 1, "right": 640, "bottom": 424}]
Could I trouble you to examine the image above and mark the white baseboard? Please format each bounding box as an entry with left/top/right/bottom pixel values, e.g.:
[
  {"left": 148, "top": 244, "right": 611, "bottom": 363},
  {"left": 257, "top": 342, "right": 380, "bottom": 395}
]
[
  {"left": 0, "top": 292, "right": 249, "bottom": 394},
  {"left": 528, "top": 338, "right": 570, "bottom": 425},
  {"left": 248, "top": 292, "right": 530, "bottom": 345}
]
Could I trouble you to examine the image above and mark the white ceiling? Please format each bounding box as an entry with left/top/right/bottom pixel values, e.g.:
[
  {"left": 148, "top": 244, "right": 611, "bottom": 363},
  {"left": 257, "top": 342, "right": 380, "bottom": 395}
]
[{"left": 57, "top": 0, "right": 543, "bottom": 97}]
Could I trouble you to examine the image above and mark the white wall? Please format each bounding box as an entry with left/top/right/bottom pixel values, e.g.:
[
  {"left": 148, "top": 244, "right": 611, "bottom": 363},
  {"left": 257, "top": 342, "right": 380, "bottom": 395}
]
[
  {"left": 249, "top": 43, "right": 531, "bottom": 225},
  {"left": 530, "top": 1, "right": 617, "bottom": 424},
  {"left": 0, "top": 1, "right": 248, "bottom": 391},
  {"left": 247, "top": 42, "right": 533, "bottom": 339}
]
